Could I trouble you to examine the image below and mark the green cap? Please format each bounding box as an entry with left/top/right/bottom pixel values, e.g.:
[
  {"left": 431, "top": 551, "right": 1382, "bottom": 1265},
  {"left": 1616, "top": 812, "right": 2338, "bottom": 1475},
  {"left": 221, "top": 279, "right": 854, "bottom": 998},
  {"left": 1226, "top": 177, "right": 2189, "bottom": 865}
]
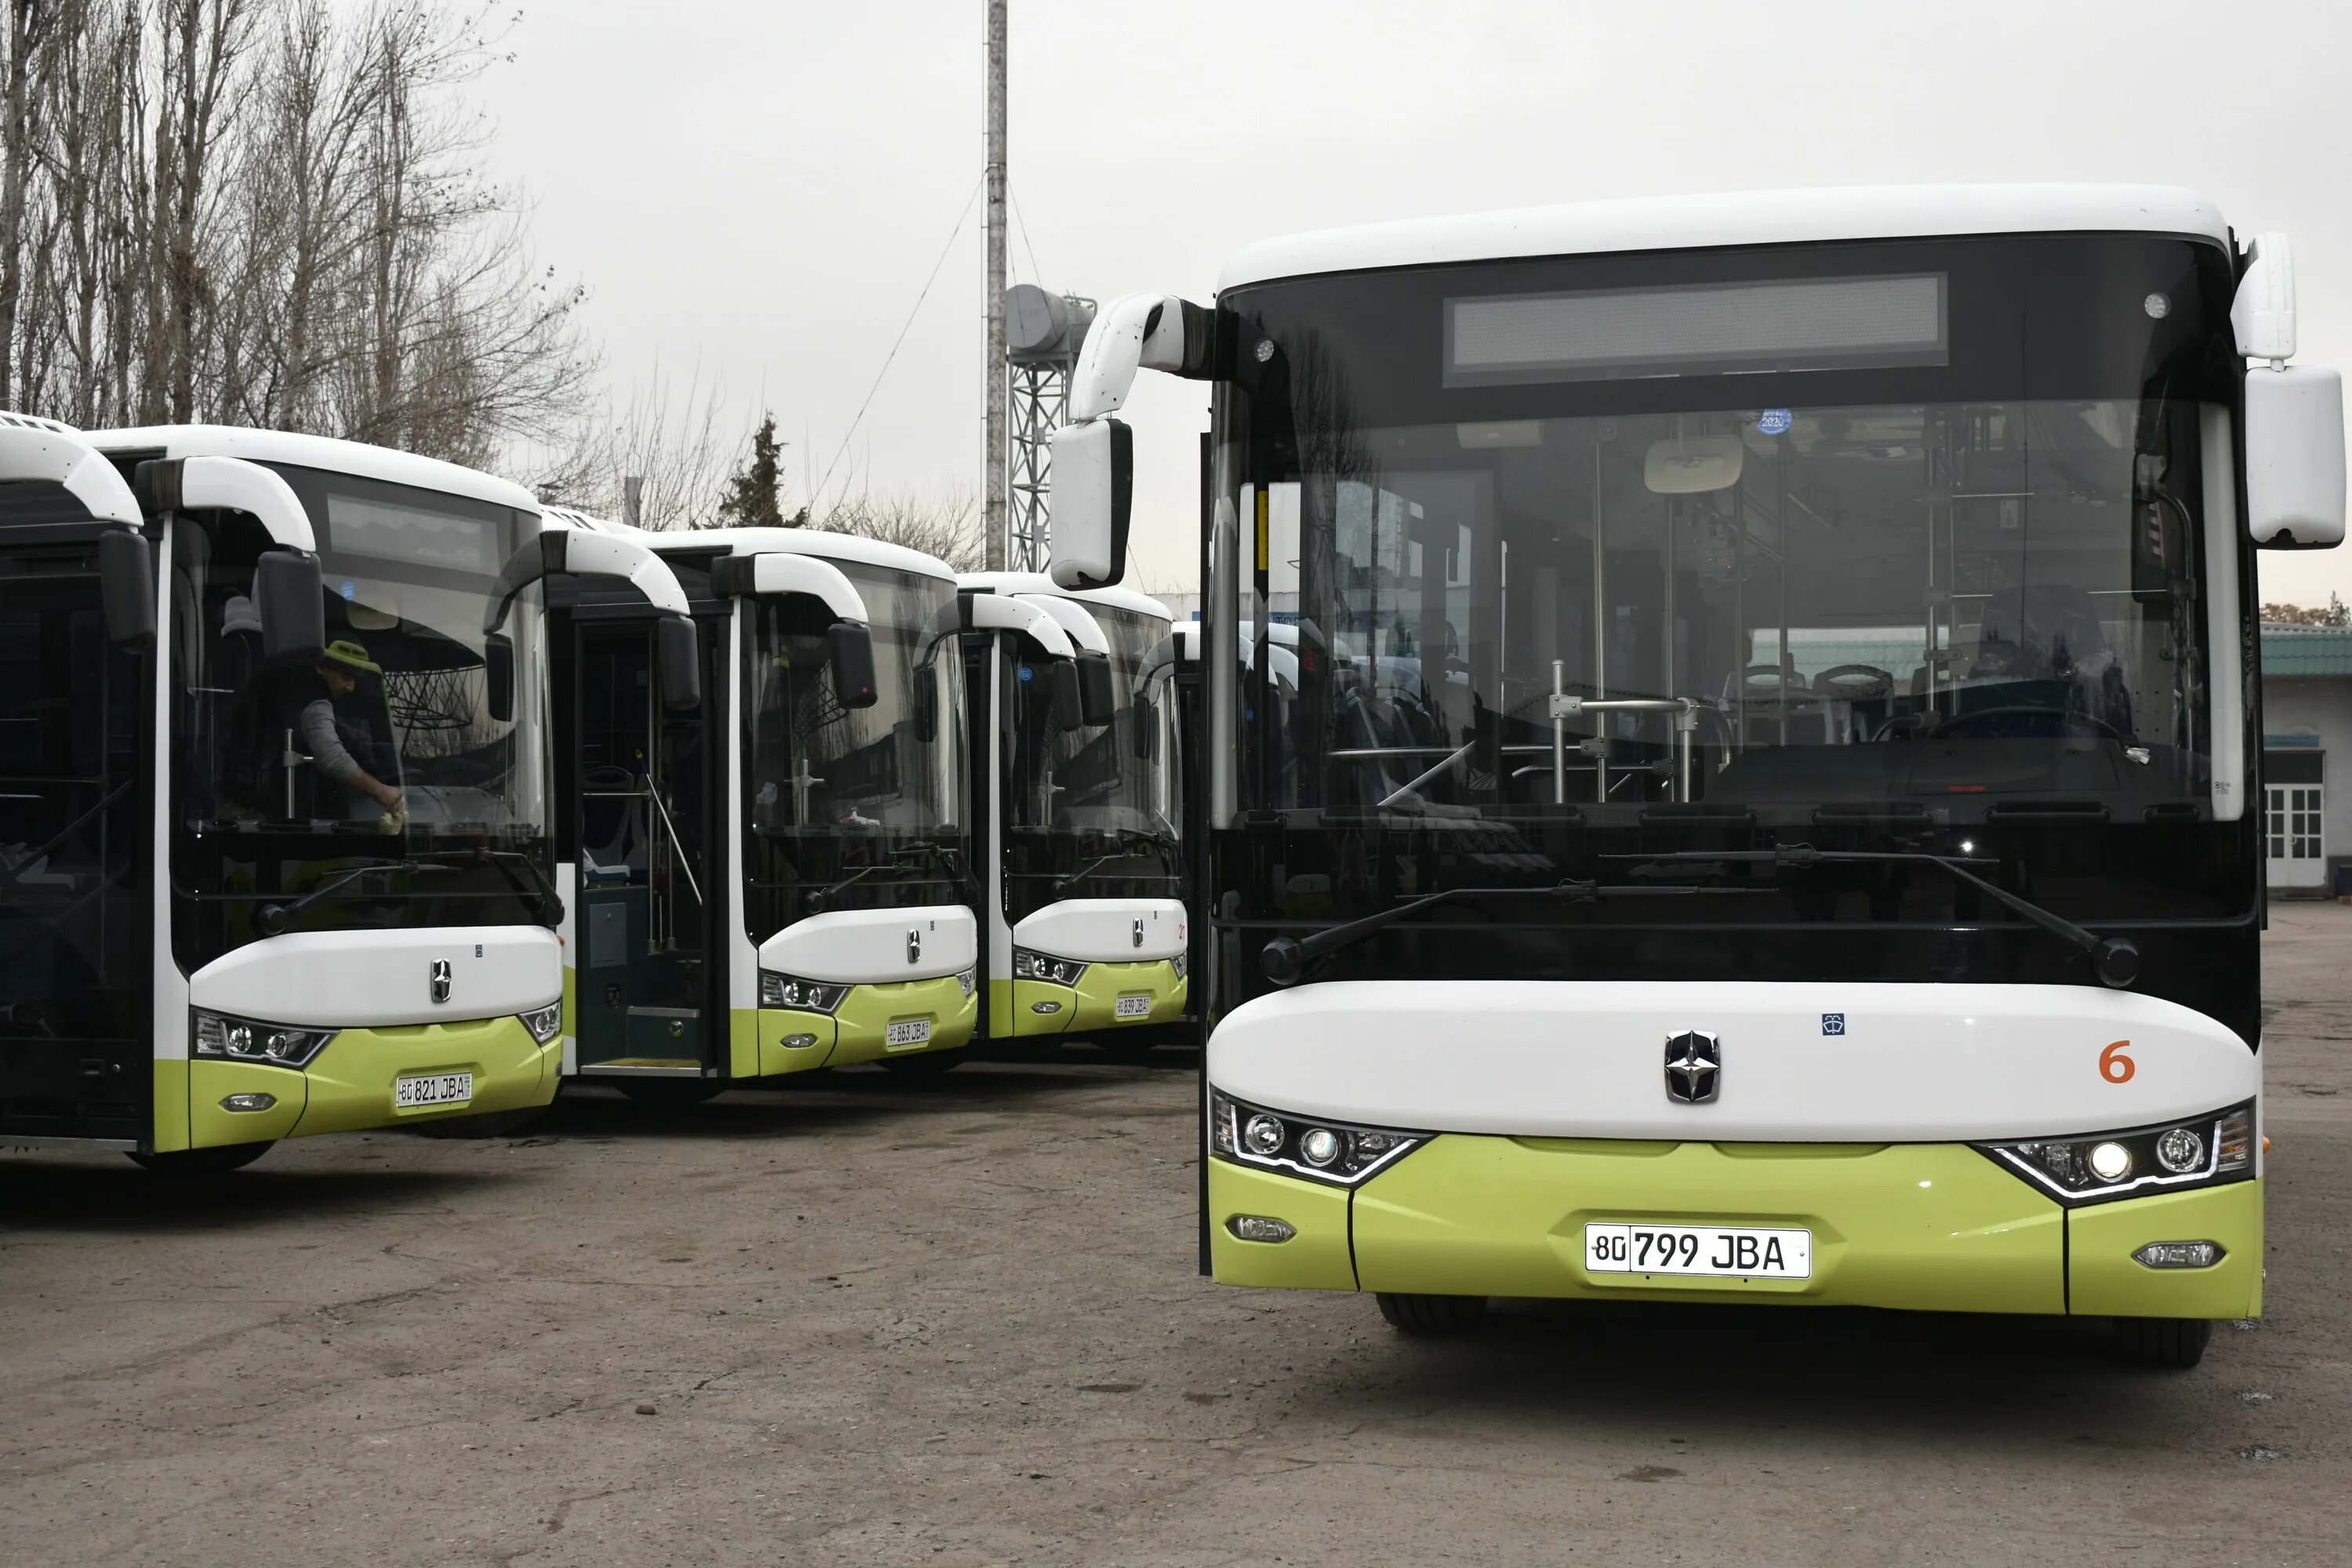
[{"left": 321, "top": 639, "right": 380, "bottom": 674}]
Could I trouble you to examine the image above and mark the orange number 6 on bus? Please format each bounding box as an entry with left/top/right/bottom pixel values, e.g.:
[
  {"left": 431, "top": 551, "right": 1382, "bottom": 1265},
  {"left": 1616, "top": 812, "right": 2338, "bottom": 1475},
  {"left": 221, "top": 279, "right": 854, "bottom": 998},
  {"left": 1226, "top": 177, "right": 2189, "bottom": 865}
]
[{"left": 2100, "top": 1040, "right": 2135, "bottom": 1084}]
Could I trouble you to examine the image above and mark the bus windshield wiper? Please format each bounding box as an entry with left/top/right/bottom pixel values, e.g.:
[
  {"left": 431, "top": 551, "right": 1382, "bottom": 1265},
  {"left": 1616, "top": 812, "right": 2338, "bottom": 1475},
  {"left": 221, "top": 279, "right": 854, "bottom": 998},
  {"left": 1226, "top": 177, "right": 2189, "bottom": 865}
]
[
  {"left": 1610, "top": 844, "right": 2141, "bottom": 989},
  {"left": 1259, "top": 879, "right": 1765, "bottom": 987},
  {"left": 407, "top": 846, "right": 564, "bottom": 923},
  {"left": 256, "top": 857, "right": 405, "bottom": 936},
  {"left": 1053, "top": 830, "right": 1178, "bottom": 896},
  {"left": 804, "top": 842, "right": 959, "bottom": 913}
]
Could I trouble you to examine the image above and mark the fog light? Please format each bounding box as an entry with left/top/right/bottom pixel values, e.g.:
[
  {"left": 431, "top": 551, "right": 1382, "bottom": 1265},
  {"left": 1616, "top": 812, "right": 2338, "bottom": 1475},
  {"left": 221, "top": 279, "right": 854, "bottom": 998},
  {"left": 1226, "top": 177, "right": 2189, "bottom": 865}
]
[
  {"left": 1031, "top": 1000, "right": 1062, "bottom": 1014},
  {"left": 781, "top": 1033, "right": 818, "bottom": 1050},
  {"left": 1298, "top": 1127, "right": 1341, "bottom": 1167},
  {"left": 2089, "top": 1141, "right": 2133, "bottom": 1182},
  {"left": 2155, "top": 1126, "right": 2205, "bottom": 1174},
  {"left": 1243, "top": 1114, "right": 1284, "bottom": 1156},
  {"left": 2134, "top": 1240, "right": 2225, "bottom": 1269},
  {"left": 220, "top": 1092, "right": 276, "bottom": 1112},
  {"left": 1226, "top": 1214, "right": 1295, "bottom": 1243}
]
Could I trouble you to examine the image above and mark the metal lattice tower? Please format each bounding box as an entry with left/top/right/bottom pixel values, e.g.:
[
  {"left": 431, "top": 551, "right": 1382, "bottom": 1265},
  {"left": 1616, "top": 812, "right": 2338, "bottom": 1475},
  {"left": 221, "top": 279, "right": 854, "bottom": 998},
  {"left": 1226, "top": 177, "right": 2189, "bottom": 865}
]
[{"left": 1005, "top": 285, "right": 1095, "bottom": 572}]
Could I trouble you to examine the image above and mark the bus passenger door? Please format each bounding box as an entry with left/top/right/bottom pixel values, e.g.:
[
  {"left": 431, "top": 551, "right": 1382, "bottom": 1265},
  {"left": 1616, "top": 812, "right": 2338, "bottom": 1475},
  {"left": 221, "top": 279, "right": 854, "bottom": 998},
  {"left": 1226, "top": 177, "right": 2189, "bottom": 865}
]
[{"left": 572, "top": 620, "right": 715, "bottom": 1075}]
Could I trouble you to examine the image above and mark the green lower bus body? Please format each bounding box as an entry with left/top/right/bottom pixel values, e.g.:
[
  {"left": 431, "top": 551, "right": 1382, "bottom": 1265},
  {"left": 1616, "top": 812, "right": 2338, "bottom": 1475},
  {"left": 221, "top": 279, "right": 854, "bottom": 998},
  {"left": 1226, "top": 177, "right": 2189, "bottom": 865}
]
[
  {"left": 989, "top": 959, "right": 1188, "bottom": 1039},
  {"left": 1210, "top": 1136, "right": 2262, "bottom": 1319},
  {"left": 157, "top": 1017, "right": 560, "bottom": 1152},
  {"left": 742, "top": 972, "right": 980, "bottom": 1077}
]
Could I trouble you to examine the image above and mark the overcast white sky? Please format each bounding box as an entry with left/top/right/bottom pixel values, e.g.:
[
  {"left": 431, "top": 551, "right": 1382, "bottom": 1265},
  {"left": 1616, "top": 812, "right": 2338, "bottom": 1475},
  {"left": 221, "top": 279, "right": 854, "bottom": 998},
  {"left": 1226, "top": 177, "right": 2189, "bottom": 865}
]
[{"left": 483, "top": 0, "right": 2352, "bottom": 604}]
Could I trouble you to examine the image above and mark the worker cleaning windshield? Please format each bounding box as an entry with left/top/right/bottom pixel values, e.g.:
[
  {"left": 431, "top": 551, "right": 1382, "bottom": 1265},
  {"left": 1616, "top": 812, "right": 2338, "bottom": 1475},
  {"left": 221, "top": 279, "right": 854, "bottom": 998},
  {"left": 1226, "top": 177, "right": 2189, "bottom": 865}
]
[{"left": 302, "top": 639, "right": 405, "bottom": 828}]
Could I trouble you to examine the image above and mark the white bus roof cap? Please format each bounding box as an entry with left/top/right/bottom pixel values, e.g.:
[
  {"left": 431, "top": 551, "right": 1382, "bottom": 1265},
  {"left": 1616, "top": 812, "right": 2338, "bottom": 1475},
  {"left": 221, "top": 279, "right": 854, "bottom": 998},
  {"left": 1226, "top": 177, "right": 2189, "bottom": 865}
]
[
  {"left": 633, "top": 524, "right": 956, "bottom": 583},
  {"left": 1218, "top": 184, "right": 2231, "bottom": 292},
  {"left": 85, "top": 425, "right": 538, "bottom": 511},
  {"left": 958, "top": 570, "right": 1172, "bottom": 624}
]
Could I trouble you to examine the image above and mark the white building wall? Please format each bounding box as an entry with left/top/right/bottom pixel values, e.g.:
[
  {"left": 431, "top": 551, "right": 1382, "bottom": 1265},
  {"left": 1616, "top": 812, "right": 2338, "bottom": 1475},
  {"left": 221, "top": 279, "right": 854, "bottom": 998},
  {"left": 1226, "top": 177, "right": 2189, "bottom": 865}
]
[{"left": 2259, "top": 674, "right": 2352, "bottom": 889}]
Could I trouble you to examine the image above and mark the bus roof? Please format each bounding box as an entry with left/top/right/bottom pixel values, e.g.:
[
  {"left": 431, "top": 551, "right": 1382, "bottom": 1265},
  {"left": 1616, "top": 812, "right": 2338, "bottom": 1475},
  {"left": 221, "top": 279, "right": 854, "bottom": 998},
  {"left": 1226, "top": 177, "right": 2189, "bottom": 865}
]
[
  {"left": 542, "top": 511, "right": 957, "bottom": 584},
  {"left": 1217, "top": 184, "right": 2231, "bottom": 292},
  {"left": 85, "top": 424, "right": 538, "bottom": 512},
  {"left": 958, "top": 570, "right": 1173, "bottom": 624}
]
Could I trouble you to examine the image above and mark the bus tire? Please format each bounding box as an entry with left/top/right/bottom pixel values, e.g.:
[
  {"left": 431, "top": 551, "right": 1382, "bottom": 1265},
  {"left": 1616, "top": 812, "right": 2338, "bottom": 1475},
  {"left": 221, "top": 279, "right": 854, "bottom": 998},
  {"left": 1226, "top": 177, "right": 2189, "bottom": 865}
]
[
  {"left": 126, "top": 1142, "right": 274, "bottom": 1175},
  {"left": 615, "top": 1078, "right": 725, "bottom": 1108},
  {"left": 2115, "top": 1316, "right": 2213, "bottom": 1368},
  {"left": 1375, "top": 1293, "right": 1488, "bottom": 1337},
  {"left": 877, "top": 1052, "right": 962, "bottom": 1079}
]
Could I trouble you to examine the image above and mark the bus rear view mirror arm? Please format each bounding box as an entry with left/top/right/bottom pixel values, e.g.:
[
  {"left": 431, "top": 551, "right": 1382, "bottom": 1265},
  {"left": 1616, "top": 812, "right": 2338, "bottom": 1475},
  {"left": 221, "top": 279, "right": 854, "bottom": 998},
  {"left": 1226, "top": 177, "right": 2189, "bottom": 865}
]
[
  {"left": 1050, "top": 292, "right": 1214, "bottom": 593},
  {"left": 485, "top": 527, "right": 692, "bottom": 635},
  {"left": 2235, "top": 230, "right": 2346, "bottom": 549}
]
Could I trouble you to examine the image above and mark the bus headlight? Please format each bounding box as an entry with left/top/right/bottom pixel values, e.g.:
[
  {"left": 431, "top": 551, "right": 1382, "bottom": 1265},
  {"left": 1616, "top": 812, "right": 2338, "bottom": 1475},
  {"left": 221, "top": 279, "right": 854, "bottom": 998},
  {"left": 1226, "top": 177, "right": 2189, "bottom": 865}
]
[
  {"left": 1208, "top": 1088, "right": 1427, "bottom": 1188},
  {"left": 1979, "top": 1104, "right": 2252, "bottom": 1205},
  {"left": 1170, "top": 949, "right": 1188, "bottom": 982},
  {"left": 956, "top": 967, "right": 975, "bottom": 999},
  {"left": 518, "top": 1004, "right": 563, "bottom": 1044},
  {"left": 191, "top": 1010, "right": 336, "bottom": 1069},
  {"left": 759, "top": 973, "right": 851, "bottom": 1014},
  {"left": 1012, "top": 949, "right": 1087, "bottom": 987}
]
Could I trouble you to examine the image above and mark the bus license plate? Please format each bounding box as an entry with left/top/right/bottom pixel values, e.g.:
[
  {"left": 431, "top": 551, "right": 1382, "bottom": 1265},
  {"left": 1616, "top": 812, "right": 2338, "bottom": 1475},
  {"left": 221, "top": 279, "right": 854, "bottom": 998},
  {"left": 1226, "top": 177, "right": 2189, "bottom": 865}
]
[
  {"left": 1584, "top": 1222, "right": 1811, "bottom": 1281},
  {"left": 395, "top": 1071, "right": 473, "bottom": 1110},
  {"left": 1114, "top": 994, "right": 1152, "bottom": 1018},
  {"left": 885, "top": 1019, "right": 931, "bottom": 1048}
]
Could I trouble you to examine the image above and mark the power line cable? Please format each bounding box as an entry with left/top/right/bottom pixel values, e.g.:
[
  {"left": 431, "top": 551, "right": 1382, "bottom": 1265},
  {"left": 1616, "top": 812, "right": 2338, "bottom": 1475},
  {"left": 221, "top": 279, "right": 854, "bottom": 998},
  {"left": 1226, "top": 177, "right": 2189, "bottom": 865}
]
[
  {"left": 810, "top": 172, "right": 984, "bottom": 514},
  {"left": 1009, "top": 186, "right": 1047, "bottom": 292}
]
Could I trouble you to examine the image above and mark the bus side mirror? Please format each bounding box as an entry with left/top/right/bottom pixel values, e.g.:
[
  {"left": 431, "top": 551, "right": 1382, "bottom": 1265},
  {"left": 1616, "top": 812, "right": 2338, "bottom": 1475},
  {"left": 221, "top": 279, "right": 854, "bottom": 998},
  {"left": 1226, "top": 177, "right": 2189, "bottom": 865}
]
[
  {"left": 829, "top": 621, "right": 879, "bottom": 709},
  {"left": 657, "top": 615, "right": 702, "bottom": 712},
  {"left": 98, "top": 529, "right": 155, "bottom": 648},
  {"left": 1047, "top": 419, "right": 1131, "bottom": 590},
  {"left": 1075, "top": 651, "right": 1115, "bottom": 727},
  {"left": 2246, "top": 365, "right": 2347, "bottom": 548},
  {"left": 254, "top": 550, "right": 325, "bottom": 664},
  {"left": 485, "top": 633, "right": 515, "bottom": 722},
  {"left": 1050, "top": 659, "right": 1083, "bottom": 731}
]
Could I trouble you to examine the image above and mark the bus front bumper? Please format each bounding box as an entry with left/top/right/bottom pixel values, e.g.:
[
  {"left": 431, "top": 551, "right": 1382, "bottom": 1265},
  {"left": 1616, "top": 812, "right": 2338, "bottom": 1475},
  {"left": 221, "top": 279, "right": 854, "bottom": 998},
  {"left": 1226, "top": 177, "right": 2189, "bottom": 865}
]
[
  {"left": 1210, "top": 1135, "right": 2263, "bottom": 1319},
  {"left": 189, "top": 1016, "right": 558, "bottom": 1147},
  {"left": 1003, "top": 960, "right": 1188, "bottom": 1037},
  {"left": 754, "top": 973, "right": 978, "bottom": 1075}
]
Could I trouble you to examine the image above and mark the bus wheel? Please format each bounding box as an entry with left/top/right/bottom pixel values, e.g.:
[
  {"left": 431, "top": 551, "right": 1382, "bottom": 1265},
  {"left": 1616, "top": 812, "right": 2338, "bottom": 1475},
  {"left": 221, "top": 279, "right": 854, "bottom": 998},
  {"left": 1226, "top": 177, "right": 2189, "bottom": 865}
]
[
  {"left": 1376, "top": 1293, "right": 1489, "bottom": 1337},
  {"left": 2115, "top": 1317, "right": 2213, "bottom": 1368},
  {"left": 615, "top": 1078, "right": 725, "bottom": 1108},
  {"left": 877, "top": 1052, "right": 962, "bottom": 1079},
  {"left": 412, "top": 1105, "right": 551, "bottom": 1138},
  {"left": 126, "top": 1142, "right": 274, "bottom": 1175}
]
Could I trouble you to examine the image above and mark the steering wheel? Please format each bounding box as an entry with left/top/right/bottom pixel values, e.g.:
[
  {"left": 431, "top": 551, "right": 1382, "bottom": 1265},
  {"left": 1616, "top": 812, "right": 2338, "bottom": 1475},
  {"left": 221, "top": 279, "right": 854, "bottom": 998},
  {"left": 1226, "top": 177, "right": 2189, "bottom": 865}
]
[
  {"left": 1814, "top": 663, "right": 1893, "bottom": 701},
  {"left": 1925, "top": 705, "right": 2123, "bottom": 742}
]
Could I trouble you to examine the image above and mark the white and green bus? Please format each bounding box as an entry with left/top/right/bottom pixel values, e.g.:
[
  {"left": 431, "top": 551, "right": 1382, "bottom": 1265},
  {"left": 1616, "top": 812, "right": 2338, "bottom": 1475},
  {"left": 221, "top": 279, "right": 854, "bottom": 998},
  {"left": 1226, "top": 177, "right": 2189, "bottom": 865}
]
[
  {"left": 0, "top": 420, "right": 692, "bottom": 1169},
  {"left": 956, "top": 572, "right": 1188, "bottom": 1055},
  {"left": 543, "top": 517, "right": 978, "bottom": 1100},
  {"left": 1051, "top": 186, "right": 2344, "bottom": 1364}
]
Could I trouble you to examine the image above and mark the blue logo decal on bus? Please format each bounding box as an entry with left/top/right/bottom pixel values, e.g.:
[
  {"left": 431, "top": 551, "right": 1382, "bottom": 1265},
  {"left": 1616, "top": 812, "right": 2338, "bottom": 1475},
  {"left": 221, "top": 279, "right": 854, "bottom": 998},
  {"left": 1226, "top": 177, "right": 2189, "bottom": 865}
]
[
  {"left": 1821, "top": 1013, "right": 1846, "bottom": 1036},
  {"left": 1758, "top": 408, "right": 1793, "bottom": 436},
  {"left": 339, "top": 579, "right": 358, "bottom": 600},
  {"left": 1017, "top": 665, "right": 1033, "bottom": 682}
]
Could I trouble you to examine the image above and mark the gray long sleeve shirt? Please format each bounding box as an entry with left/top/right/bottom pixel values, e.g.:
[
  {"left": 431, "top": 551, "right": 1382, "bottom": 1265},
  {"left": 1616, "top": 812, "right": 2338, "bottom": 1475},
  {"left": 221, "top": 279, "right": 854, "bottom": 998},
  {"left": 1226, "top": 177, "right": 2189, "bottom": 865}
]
[{"left": 299, "top": 697, "right": 366, "bottom": 786}]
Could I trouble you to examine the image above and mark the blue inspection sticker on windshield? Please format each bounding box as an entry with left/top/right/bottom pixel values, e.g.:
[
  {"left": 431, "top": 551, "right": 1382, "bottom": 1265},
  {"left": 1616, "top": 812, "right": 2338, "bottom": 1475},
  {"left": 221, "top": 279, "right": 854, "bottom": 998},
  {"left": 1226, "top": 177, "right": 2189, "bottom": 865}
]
[
  {"left": 339, "top": 579, "right": 358, "bottom": 600},
  {"left": 1017, "top": 665, "right": 1034, "bottom": 682},
  {"left": 1821, "top": 1013, "right": 1846, "bottom": 1036},
  {"left": 1758, "top": 408, "right": 1794, "bottom": 436}
]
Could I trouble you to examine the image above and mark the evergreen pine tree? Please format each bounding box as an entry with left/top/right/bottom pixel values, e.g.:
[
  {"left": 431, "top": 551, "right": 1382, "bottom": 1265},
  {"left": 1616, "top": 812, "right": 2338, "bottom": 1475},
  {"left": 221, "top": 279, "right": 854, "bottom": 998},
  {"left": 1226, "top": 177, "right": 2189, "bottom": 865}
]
[{"left": 717, "top": 414, "right": 797, "bottom": 527}]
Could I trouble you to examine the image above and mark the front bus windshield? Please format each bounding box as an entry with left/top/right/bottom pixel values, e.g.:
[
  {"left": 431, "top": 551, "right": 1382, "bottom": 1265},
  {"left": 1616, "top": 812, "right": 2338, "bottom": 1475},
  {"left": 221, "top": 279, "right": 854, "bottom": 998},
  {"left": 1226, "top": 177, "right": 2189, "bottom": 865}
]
[
  {"left": 742, "top": 562, "right": 967, "bottom": 937},
  {"left": 171, "top": 467, "right": 552, "bottom": 967},
  {"left": 1214, "top": 234, "right": 2256, "bottom": 1036},
  {"left": 1005, "top": 602, "right": 1181, "bottom": 922}
]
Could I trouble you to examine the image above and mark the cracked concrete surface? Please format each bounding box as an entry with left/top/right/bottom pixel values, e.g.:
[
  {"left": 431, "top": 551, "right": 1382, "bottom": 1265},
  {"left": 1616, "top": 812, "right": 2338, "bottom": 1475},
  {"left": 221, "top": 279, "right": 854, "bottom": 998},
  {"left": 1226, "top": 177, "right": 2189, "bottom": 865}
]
[{"left": 5, "top": 906, "right": 2350, "bottom": 1565}]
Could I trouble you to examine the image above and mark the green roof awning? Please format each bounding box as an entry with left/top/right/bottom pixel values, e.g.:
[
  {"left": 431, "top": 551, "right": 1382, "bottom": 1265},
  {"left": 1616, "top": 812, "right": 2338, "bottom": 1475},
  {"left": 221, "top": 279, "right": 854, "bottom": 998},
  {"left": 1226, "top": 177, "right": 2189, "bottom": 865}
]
[{"left": 2261, "top": 625, "right": 2352, "bottom": 677}]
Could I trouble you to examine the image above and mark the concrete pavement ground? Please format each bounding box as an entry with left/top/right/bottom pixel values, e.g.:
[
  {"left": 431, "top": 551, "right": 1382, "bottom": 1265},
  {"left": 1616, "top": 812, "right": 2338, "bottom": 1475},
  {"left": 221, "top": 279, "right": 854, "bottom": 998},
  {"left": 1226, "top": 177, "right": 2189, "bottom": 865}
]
[{"left": 3, "top": 907, "right": 2347, "bottom": 1565}]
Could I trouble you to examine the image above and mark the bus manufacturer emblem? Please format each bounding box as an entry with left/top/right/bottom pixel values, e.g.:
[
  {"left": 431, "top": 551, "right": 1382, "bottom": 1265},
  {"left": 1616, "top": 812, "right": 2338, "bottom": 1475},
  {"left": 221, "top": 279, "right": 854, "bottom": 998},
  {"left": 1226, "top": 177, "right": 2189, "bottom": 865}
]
[
  {"left": 906, "top": 928, "right": 921, "bottom": 965},
  {"left": 430, "top": 959, "right": 452, "bottom": 1004},
  {"left": 1132, "top": 919, "right": 1145, "bottom": 949},
  {"left": 1664, "top": 1030, "right": 1719, "bottom": 1103}
]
